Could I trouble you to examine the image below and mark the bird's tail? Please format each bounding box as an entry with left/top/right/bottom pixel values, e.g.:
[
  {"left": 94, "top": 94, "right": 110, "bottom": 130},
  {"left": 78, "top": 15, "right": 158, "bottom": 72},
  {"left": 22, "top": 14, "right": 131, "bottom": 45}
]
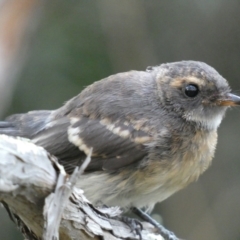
[
  {"left": 0, "top": 121, "right": 19, "bottom": 136},
  {"left": 0, "top": 110, "right": 52, "bottom": 139}
]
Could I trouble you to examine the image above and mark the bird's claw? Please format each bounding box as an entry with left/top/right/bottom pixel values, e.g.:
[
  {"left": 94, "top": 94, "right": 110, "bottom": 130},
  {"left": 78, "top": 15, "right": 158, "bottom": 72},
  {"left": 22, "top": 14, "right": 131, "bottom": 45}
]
[
  {"left": 131, "top": 207, "right": 179, "bottom": 240},
  {"left": 155, "top": 225, "right": 178, "bottom": 240},
  {"left": 121, "top": 216, "right": 143, "bottom": 239}
]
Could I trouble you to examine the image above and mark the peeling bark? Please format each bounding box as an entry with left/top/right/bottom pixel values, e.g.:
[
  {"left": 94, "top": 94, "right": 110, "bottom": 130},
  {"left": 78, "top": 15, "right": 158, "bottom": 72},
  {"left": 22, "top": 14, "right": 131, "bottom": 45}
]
[{"left": 0, "top": 135, "right": 164, "bottom": 240}]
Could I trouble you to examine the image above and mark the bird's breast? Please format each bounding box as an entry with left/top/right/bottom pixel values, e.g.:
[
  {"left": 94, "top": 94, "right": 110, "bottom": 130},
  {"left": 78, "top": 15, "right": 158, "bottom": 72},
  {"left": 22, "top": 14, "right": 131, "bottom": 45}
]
[{"left": 134, "top": 129, "right": 218, "bottom": 205}]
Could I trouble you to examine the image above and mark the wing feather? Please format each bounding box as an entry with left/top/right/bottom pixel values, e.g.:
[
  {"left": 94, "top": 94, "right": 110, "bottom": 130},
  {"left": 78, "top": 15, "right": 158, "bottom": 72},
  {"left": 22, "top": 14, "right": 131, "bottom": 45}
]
[{"left": 68, "top": 116, "right": 151, "bottom": 171}]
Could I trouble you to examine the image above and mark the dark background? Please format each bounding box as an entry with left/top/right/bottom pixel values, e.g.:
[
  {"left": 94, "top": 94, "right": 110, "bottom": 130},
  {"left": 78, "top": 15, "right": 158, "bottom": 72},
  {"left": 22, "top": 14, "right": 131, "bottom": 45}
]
[{"left": 1, "top": 1, "right": 240, "bottom": 240}]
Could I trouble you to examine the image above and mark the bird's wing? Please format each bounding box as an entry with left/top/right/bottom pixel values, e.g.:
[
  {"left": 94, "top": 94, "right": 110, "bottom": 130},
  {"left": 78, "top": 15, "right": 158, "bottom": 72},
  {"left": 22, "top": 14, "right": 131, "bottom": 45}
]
[
  {"left": 67, "top": 115, "right": 152, "bottom": 171},
  {"left": 33, "top": 71, "right": 156, "bottom": 173},
  {"left": 32, "top": 113, "right": 152, "bottom": 173}
]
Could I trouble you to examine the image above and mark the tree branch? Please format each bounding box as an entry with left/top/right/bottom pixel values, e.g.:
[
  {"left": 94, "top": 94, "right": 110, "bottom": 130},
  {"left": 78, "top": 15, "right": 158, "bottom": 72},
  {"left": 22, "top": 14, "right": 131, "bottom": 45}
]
[{"left": 0, "top": 135, "right": 164, "bottom": 240}]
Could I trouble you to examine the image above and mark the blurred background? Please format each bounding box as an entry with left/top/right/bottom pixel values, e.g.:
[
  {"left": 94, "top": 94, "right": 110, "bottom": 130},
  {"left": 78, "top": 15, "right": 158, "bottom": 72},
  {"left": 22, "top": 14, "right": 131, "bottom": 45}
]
[{"left": 0, "top": 1, "right": 240, "bottom": 239}]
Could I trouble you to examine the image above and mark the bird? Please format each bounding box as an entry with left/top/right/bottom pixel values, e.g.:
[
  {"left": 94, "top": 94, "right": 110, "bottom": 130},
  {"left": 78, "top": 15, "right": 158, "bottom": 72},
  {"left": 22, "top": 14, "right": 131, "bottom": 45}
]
[{"left": 1, "top": 60, "right": 240, "bottom": 239}]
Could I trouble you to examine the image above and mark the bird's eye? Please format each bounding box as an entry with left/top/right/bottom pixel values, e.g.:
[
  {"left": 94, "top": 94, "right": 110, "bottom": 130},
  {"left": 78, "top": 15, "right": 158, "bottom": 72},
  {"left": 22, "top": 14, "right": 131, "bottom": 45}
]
[{"left": 184, "top": 84, "right": 199, "bottom": 98}]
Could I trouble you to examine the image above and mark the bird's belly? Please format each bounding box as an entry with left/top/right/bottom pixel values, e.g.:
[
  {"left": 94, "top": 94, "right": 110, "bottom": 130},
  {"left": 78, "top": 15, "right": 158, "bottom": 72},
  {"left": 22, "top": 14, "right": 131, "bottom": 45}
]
[{"left": 77, "top": 169, "right": 189, "bottom": 213}]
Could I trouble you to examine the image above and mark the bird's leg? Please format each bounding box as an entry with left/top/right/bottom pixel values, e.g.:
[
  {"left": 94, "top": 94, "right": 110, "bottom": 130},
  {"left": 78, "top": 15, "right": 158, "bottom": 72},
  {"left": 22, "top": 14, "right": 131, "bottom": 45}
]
[{"left": 131, "top": 207, "right": 179, "bottom": 240}]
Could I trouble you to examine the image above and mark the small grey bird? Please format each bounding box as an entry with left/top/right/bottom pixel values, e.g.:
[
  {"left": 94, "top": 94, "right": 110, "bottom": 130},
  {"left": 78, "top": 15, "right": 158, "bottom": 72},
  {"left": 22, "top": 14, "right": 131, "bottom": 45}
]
[{"left": 1, "top": 61, "right": 240, "bottom": 238}]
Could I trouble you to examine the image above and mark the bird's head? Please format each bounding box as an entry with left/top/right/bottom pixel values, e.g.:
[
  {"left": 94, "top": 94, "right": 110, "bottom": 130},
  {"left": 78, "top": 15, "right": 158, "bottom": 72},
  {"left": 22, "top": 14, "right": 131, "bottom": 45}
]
[{"left": 151, "top": 61, "right": 240, "bottom": 130}]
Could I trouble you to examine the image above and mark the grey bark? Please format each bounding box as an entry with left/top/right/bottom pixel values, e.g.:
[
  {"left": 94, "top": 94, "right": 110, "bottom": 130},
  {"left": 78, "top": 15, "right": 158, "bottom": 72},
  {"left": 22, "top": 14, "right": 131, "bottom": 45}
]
[{"left": 0, "top": 135, "right": 164, "bottom": 240}]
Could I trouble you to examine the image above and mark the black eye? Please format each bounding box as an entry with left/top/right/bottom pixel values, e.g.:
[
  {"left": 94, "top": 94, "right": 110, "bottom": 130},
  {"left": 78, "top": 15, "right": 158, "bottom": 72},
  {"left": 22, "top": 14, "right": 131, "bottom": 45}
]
[{"left": 184, "top": 84, "right": 199, "bottom": 98}]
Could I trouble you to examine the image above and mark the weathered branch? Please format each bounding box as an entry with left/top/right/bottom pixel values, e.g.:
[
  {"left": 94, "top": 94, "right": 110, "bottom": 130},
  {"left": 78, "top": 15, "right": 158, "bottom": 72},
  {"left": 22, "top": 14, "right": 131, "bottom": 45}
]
[{"left": 0, "top": 135, "right": 164, "bottom": 240}]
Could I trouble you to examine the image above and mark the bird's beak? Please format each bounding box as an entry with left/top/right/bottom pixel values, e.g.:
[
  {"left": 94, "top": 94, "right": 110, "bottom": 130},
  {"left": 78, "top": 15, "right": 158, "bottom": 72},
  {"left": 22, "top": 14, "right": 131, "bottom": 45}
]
[{"left": 218, "top": 93, "right": 240, "bottom": 106}]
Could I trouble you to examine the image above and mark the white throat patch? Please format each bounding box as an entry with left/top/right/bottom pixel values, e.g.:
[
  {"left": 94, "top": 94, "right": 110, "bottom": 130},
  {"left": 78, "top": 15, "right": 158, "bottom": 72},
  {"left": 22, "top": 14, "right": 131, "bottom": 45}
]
[{"left": 185, "top": 111, "right": 226, "bottom": 130}]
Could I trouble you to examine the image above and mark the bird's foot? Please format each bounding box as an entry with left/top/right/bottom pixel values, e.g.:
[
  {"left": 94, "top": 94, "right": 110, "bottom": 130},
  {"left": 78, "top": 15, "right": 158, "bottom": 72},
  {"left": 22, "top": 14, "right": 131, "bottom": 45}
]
[
  {"left": 118, "top": 215, "right": 143, "bottom": 239},
  {"left": 132, "top": 207, "right": 179, "bottom": 240}
]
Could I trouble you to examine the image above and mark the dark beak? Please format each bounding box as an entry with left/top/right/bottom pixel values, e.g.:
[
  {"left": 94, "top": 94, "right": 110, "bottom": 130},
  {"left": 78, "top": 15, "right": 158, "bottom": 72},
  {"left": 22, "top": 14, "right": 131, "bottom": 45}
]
[{"left": 218, "top": 93, "right": 240, "bottom": 106}]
